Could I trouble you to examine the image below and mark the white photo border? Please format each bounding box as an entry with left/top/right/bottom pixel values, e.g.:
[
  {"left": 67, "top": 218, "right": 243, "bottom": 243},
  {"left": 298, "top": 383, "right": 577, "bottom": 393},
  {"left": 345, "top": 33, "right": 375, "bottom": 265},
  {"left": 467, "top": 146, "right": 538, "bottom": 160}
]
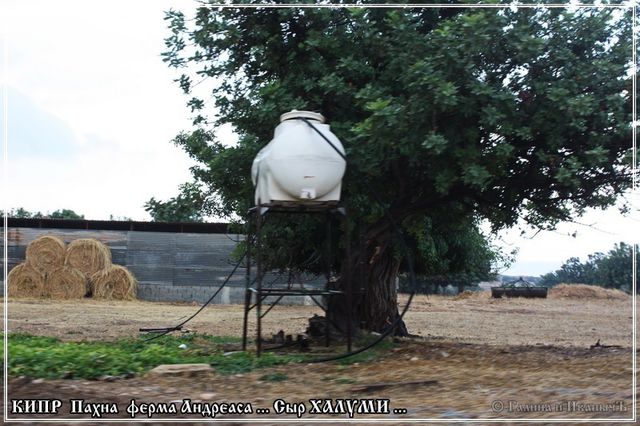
[{"left": 2, "top": 1, "right": 637, "bottom": 423}]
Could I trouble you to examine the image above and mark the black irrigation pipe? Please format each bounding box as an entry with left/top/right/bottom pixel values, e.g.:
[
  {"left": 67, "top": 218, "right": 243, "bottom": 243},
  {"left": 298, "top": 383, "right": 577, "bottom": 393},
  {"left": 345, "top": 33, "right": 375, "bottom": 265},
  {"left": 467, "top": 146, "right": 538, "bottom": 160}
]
[
  {"left": 141, "top": 117, "right": 418, "bottom": 364},
  {"left": 139, "top": 250, "right": 247, "bottom": 342}
]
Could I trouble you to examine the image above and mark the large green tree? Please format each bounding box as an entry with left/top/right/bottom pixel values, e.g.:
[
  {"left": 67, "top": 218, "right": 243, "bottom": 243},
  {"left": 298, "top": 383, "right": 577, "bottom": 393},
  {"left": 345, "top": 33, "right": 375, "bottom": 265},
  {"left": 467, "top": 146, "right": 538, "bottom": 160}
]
[{"left": 160, "top": 1, "right": 633, "bottom": 335}]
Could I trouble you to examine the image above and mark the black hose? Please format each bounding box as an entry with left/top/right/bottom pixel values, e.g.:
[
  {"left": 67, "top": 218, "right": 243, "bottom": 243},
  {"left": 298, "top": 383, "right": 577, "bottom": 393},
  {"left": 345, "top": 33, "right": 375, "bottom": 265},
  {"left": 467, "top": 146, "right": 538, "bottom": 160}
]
[{"left": 140, "top": 251, "right": 247, "bottom": 342}]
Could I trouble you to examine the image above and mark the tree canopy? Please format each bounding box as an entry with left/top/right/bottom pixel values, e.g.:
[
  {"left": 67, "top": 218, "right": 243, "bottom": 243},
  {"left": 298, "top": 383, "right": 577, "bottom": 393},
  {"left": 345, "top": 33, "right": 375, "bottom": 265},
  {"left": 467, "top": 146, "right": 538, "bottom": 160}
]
[
  {"left": 540, "top": 242, "right": 638, "bottom": 292},
  {"left": 144, "top": 182, "right": 209, "bottom": 222},
  {"left": 156, "top": 1, "right": 633, "bottom": 332},
  {"left": 9, "top": 208, "right": 84, "bottom": 220}
]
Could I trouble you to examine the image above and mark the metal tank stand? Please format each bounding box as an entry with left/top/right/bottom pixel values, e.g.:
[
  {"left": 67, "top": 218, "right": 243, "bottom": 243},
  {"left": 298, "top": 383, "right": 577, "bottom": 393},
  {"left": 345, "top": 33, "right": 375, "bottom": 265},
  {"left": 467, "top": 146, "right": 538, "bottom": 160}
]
[{"left": 241, "top": 201, "right": 353, "bottom": 356}]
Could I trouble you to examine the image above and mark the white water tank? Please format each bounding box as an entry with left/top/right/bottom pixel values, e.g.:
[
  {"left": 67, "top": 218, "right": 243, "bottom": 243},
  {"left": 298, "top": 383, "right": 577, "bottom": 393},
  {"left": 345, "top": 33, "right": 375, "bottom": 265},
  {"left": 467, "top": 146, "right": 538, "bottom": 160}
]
[{"left": 251, "top": 110, "right": 346, "bottom": 205}]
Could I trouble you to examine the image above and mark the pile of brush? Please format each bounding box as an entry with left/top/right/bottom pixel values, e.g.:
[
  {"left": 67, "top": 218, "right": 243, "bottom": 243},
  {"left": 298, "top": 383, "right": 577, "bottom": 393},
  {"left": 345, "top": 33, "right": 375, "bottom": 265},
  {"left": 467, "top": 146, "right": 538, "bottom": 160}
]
[{"left": 8, "top": 236, "right": 137, "bottom": 300}]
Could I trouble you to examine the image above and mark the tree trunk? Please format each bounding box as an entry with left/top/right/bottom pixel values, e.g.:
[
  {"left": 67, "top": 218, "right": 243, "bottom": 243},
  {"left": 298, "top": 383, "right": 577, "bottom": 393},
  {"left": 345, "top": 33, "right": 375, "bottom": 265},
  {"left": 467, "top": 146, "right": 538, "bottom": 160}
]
[{"left": 328, "top": 222, "right": 409, "bottom": 337}]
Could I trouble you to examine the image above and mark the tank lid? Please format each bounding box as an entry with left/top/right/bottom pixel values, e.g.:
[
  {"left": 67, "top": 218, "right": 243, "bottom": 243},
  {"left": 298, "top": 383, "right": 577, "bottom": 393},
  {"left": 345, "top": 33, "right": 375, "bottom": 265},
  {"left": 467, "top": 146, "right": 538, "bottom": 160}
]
[{"left": 280, "top": 110, "right": 325, "bottom": 123}]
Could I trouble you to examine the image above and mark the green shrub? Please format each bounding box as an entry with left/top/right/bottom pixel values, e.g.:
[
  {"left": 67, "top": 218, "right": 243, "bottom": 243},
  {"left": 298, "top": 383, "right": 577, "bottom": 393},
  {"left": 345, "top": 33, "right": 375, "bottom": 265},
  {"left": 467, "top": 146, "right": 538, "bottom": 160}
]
[
  {"left": 6, "top": 333, "right": 300, "bottom": 379},
  {"left": 5, "top": 332, "right": 394, "bottom": 380}
]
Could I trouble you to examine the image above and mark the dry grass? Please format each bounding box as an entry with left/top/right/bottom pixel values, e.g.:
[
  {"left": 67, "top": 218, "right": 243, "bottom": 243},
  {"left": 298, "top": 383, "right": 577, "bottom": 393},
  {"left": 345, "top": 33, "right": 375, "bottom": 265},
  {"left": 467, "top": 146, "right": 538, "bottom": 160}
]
[
  {"left": 453, "top": 290, "right": 475, "bottom": 300},
  {"left": 4, "top": 293, "right": 633, "bottom": 348},
  {"left": 90, "top": 265, "right": 137, "bottom": 300},
  {"left": 4, "top": 292, "right": 634, "bottom": 421},
  {"left": 25, "top": 236, "right": 66, "bottom": 274},
  {"left": 7, "top": 263, "right": 46, "bottom": 298},
  {"left": 44, "top": 266, "right": 88, "bottom": 299},
  {"left": 549, "top": 283, "right": 629, "bottom": 300},
  {"left": 64, "top": 239, "right": 112, "bottom": 277}
]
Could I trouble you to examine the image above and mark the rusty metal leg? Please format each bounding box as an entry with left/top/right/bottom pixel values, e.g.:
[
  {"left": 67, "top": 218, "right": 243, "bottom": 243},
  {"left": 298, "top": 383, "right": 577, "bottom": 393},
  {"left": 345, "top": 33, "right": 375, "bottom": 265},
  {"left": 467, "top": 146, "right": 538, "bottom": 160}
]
[
  {"left": 325, "top": 315, "right": 331, "bottom": 347},
  {"left": 256, "top": 206, "right": 263, "bottom": 357},
  {"left": 325, "top": 212, "right": 332, "bottom": 282},
  {"left": 242, "top": 288, "right": 251, "bottom": 351},
  {"left": 242, "top": 217, "right": 252, "bottom": 351},
  {"left": 345, "top": 210, "right": 352, "bottom": 353},
  {"left": 325, "top": 212, "right": 332, "bottom": 348}
]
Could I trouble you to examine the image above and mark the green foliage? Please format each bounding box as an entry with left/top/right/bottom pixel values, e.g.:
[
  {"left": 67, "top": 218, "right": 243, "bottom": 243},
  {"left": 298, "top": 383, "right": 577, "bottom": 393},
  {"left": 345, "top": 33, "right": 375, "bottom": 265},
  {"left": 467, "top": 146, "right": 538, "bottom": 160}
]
[
  {"left": 6, "top": 332, "right": 395, "bottom": 379},
  {"left": 258, "top": 372, "right": 288, "bottom": 382},
  {"left": 9, "top": 208, "right": 84, "bottom": 219},
  {"left": 540, "top": 242, "right": 638, "bottom": 292},
  {"left": 334, "top": 334, "right": 395, "bottom": 365},
  {"left": 158, "top": 3, "right": 632, "bottom": 292},
  {"left": 109, "top": 214, "right": 133, "bottom": 221},
  {"left": 6, "top": 333, "right": 301, "bottom": 379},
  {"left": 49, "top": 209, "right": 84, "bottom": 220},
  {"left": 402, "top": 214, "right": 511, "bottom": 283},
  {"left": 8, "top": 207, "right": 42, "bottom": 218},
  {"left": 144, "top": 182, "right": 209, "bottom": 222}
]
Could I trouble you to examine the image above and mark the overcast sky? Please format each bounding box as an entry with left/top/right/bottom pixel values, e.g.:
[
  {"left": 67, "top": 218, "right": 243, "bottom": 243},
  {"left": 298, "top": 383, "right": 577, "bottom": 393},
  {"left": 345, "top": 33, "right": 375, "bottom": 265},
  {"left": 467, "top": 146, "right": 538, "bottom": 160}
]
[{"left": 1, "top": 0, "right": 638, "bottom": 277}]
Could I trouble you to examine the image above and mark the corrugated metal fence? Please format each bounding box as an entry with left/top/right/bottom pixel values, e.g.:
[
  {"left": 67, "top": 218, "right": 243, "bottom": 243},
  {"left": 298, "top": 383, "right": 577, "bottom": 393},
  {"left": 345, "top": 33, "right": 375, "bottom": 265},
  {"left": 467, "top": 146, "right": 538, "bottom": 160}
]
[
  {"left": 1, "top": 226, "right": 251, "bottom": 303},
  {"left": 2, "top": 223, "right": 321, "bottom": 305}
]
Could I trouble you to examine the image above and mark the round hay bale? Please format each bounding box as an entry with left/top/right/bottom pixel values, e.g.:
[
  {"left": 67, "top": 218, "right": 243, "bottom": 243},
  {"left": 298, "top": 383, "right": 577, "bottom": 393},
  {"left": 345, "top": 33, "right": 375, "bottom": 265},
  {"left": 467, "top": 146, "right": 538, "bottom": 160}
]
[
  {"left": 65, "top": 238, "right": 112, "bottom": 277},
  {"left": 44, "top": 266, "right": 88, "bottom": 299},
  {"left": 25, "top": 235, "right": 66, "bottom": 274},
  {"left": 7, "top": 263, "right": 46, "bottom": 298},
  {"left": 90, "top": 265, "right": 137, "bottom": 300}
]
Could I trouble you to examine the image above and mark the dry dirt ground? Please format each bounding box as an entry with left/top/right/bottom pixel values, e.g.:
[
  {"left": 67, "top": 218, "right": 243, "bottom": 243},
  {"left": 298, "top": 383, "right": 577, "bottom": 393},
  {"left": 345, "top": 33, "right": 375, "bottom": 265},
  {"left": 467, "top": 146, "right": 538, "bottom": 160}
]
[{"left": 2, "top": 292, "right": 636, "bottom": 424}]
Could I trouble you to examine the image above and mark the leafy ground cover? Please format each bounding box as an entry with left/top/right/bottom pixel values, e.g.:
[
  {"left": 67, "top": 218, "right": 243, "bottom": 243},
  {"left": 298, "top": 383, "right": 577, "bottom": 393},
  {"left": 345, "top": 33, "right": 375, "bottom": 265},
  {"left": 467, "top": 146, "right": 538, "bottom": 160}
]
[{"left": 5, "top": 332, "right": 393, "bottom": 380}]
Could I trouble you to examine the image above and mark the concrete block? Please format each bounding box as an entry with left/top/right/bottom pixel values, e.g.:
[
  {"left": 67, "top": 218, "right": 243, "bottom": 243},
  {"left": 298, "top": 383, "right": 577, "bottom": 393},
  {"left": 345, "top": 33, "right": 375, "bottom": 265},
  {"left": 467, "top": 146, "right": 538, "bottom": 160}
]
[{"left": 148, "top": 363, "right": 214, "bottom": 377}]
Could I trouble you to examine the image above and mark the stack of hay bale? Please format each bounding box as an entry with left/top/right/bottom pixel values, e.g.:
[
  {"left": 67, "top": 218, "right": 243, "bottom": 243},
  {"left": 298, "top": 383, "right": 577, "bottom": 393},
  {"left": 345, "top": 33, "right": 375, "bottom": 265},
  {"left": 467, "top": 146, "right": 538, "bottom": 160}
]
[{"left": 8, "top": 236, "right": 137, "bottom": 300}]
